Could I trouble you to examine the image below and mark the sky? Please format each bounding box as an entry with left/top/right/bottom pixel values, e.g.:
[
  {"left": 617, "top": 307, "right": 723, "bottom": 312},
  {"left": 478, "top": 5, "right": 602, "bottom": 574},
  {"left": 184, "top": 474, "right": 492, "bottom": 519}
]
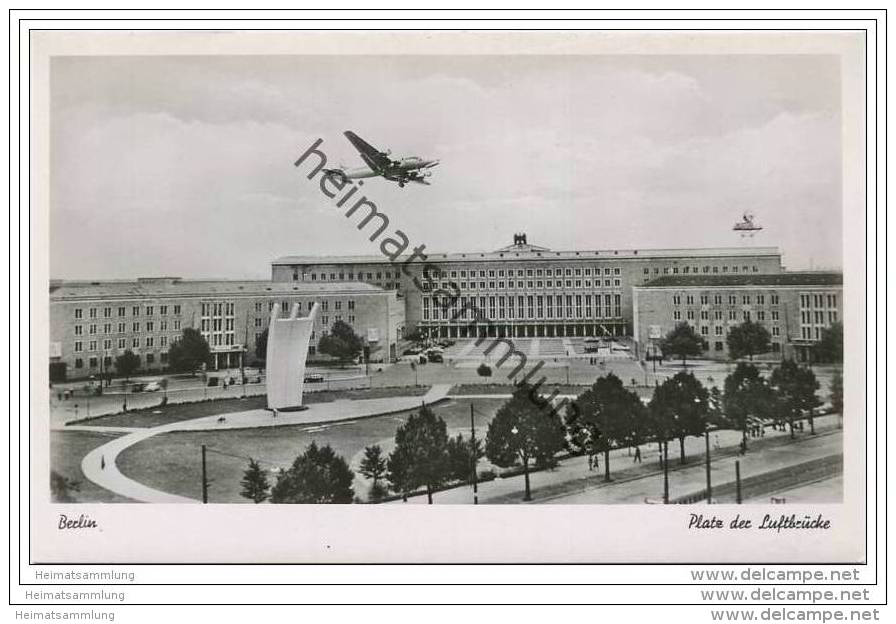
[{"left": 50, "top": 54, "right": 843, "bottom": 279}]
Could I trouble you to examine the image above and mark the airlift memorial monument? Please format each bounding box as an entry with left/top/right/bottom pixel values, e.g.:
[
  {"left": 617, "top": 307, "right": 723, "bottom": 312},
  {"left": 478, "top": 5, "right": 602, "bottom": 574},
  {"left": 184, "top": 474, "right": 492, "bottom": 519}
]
[{"left": 265, "top": 301, "right": 320, "bottom": 410}]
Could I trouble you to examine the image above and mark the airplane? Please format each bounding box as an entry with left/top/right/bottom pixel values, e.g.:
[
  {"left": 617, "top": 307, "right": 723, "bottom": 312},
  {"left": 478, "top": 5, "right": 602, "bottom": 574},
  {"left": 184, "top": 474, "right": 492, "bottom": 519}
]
[
  {"left": 323, "top": 131, "right": 439, "bottom": 188},
  {"left": 733, "top": 211, "right": 763, "bottom": 233}
]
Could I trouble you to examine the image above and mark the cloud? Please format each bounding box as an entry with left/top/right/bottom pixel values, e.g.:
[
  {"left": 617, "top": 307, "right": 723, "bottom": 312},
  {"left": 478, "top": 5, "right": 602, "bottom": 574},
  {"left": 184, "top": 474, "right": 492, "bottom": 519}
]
[{"left": 50, "top": 54, "right": 843, "bottom": 278}]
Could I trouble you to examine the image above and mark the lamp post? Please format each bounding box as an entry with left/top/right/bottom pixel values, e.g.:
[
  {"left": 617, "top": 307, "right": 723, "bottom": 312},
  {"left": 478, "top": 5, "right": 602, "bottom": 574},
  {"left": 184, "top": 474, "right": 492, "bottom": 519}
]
[
  {"left": 511, "top": 425, "right": 531, "bottom": 502},
  {"left": 470, "top": 404, "right": 478, "bottom": 505},
  {"left": 662, "top": 438, "right": 670, "bottom": 504}
]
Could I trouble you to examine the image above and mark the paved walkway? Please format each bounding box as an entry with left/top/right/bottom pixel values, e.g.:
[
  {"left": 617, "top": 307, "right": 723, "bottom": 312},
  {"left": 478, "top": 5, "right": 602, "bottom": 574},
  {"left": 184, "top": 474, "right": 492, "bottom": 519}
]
[{"left": 80, "top": 385, "right": 451, "bottom": 503}]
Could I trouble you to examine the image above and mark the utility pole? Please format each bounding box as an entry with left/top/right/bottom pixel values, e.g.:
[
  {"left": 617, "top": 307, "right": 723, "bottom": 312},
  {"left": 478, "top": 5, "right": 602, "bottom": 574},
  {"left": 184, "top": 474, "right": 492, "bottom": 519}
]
[
  {"left": 735, "top": 460, "right": 742, "bottom": 504},
  {"left": 201, "top": 444, "right": 209, "bottom": 504},
  {"left": 705, "top": 430, "right": 712, "bottom": 504},
  {"left": 471, "top": 404, "right": 478, "bottom": 505},
  {"left": 662, "top": 440, "right": 670, "bottom": 504}
]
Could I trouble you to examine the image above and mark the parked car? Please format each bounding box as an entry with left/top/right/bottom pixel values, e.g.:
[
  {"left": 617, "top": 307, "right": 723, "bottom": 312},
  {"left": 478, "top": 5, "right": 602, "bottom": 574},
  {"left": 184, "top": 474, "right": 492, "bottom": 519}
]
[
  {"left": 143, "top": 381, "right": 162, "bottom": 392},
  {"left": 417, "top": 354, "right": 428, "bottom": 364},
  {"left": 304, "top": 373, "right": 325, "bottom": 383},
  {"left": 130, "top": 382, "right": 147, "bottom": 393},
  {"left": 427, "top": 352, "right": 444, "bottom": 363}
]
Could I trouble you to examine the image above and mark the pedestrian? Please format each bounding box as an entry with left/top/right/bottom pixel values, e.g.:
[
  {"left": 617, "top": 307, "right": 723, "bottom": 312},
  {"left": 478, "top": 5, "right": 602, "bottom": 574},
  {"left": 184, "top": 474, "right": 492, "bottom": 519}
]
[
  {"left": 100, "top": 455, "right": 105, "bottom": 470},
  {"left": 634, "top": 447, "right": 642, "bottom": 463},
  {"left": 739, "top": 439, "right": 747, "bottom": 456},
  {"left": 593, "top": 455, "right": 599, "bottom": 472},
  {"left": 714, "top": 435, "right": 720, "bottom": 450},
  {"left": 587, "top": 454, "right": 593, "bottom": 471}
]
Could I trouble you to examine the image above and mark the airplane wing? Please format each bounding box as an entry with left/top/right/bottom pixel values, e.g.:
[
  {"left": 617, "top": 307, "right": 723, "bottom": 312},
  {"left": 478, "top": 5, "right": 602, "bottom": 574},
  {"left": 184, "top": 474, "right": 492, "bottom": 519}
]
[{"left": 344, "top": 131, "right": 392, "bottom": 173}]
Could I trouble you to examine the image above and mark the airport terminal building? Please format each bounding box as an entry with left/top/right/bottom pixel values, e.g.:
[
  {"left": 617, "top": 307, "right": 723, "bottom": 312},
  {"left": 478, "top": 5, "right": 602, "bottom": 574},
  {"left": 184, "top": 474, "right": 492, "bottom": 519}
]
[
  {"left": 49, "top": 278, "right": 405, "bottom": 378},
  {"left": 272, "top": 235, "right": 784, "bottom": 339},
  {"left": 632, "top": 272, "right": 843, "bottom": 362}
]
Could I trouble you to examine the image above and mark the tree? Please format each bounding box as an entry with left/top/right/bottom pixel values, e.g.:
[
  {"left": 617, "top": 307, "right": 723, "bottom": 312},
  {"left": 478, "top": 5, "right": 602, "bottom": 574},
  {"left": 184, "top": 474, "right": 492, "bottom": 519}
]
[
  {"left": 50, "top": 470, "right": 80, "bottom": 503},
  {"left": 567, "top": 373, "right": 644, "bottom": 481},
  {"left": 770, "top": 359, "right": 822, "bottom": 437},
  {"left": 726, "top": 319, "right": 772, "bottom": 361},
  {"left": 239, "top": 458, "right": 271, "bottom": 503},
  {"left": 722, "top": 363, "right": 775, "bottom": 451},
  {"left": 255, "top": 327, "right": 269, "bottom": 365},
  {"left": 404, "top": 327, "right": 424, "bottom": 344},
  {"left": 485, "top": 383, "right": 566, "bottom": 501},
  {"left": 318, "top": 320, "right": 364, "bottom": 366},
  {"left": 648, "top": 372, "right": 710, "bottom": 464},
  {"left": 815, "top": 322, "right": 843, "bottom": 363},
  {"left": 446, "top": 433, "right": 484, "bottom": 482},
  {"left": 359, "top": 444, "right": 388, "bottom": 500},
  {"left": 168, "top": 327, "right": 211, "bottom": 374},
  {"left": 830, "top": 369, "right": 843, "bottom": 422},
  {"left": 114, "top": 349, "right": 140, "bottom": 381},
  {"left": 386, "top": 405, "right": 450, "bottom": 504},
  {"left": 270, "top": 441, "right": 354, "bottom": 504},
  {"left": 659, "top": 322, "right": 707, "bottom": 367}
]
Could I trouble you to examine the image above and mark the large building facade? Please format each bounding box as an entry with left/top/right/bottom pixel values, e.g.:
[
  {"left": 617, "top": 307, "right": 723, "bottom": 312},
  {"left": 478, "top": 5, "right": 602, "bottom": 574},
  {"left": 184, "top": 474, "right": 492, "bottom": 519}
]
[
  {"left": 271, "top": 236, "right": 783, "bottom": 339},
  {"left": 49, "top": 278, "right": 404, "bottom": 379},
  {"left": 632, "top": 272, "right": 843, "bottom": 362}
]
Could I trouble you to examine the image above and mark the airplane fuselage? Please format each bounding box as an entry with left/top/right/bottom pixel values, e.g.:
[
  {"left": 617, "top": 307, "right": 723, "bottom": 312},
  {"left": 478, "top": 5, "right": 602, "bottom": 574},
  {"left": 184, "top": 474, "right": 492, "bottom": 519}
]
[{"left": 325, "top": 131, "right": 439, "bottom": 187}]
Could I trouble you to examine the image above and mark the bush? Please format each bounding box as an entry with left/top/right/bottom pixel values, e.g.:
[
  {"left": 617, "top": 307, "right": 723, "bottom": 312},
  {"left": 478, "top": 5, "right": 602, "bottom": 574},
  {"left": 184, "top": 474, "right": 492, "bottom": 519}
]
[
  {"left": 477, "top": 469, "right": 497, "bottom": 482},
  {"left": 477, "top": 363, "right": 492, "bottom": 377}
]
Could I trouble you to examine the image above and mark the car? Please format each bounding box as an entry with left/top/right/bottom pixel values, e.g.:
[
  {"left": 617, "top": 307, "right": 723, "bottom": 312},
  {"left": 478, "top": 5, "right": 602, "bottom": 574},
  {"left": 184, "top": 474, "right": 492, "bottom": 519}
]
[
  {"left": 304, "top": 373, "right": 325, "bottom": 383},
  {"left": 417, "top": 354, "right": 428, "bottom": 364},
  {"left": 130, "top": 382, "right": 146, "bottom": 393},
  {"left": 143, "top": 381, "right": 162, "bottom": 392},
  {"left": 427, "top": 352, "right": 443, "bottom": 363}
]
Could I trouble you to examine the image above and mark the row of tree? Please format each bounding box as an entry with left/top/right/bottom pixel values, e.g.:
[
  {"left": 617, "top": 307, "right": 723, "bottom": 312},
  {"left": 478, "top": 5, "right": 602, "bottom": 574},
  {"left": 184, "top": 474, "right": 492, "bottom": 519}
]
[
  {"left": 659, "top": 319, "right": 844, "bottom": 364},
  {"left": 239, "top": 359, "right": 831, "bottom": 504}
]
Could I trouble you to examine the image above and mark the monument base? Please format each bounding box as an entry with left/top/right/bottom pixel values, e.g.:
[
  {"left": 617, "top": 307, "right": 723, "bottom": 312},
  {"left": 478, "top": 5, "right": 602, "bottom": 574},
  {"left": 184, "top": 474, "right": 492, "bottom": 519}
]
[{"left": 268, "top": 405, "right": 310, "bottom": 413}]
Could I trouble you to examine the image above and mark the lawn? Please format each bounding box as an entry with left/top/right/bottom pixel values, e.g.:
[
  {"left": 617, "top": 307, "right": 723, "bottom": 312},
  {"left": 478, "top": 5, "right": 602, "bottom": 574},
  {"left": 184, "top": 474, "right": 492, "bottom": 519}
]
[
  {"left": 69, "top": 385, "right": 431, "bottom": 429},
  {"left": 116, "top": 398, "right": 506, "bottom": 503},
  {"left": 51, "top": 430, "right": 133, "bottom": 503}
]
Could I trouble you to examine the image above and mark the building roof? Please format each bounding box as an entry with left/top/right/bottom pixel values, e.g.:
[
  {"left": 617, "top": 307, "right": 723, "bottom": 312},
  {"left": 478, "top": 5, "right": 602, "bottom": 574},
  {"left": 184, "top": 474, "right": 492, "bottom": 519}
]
[
  {"left": 272, "top": 245, "right": 782, "bottom": 266},
  {"left": 49, "top": 278, "right": 386, "bottom": 302},
  {"left": 636, "top": 272, "right": 843, "bottom": 289}
]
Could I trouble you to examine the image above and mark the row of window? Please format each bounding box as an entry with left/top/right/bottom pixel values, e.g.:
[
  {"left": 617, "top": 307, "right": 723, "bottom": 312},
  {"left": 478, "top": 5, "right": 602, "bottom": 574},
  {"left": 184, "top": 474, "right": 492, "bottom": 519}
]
[
  {"left": 429, "top": 267, "right": 623, "bottom": 279},
  {"left": 672, "top": 293, "right": 780, "bottom": 306},
  {"left": 800, "top": 310, "right": 838, "bottom": 325},
  {"left": 673, "top": 309, "right": 781, "bottom": 322},
  {"left": 306, "top": 270, "right": 398, "bottom": 282},
  {"left": 251, "top": 314, "right": 355, "bottom": 328},
  {"left": 253, "top": 300, "right": 356, "bottom": 313},
  {"left": 424, "top": 279, "right": 622, "bottom": 292},
  {"left": 200, "top": 302, "right": 235, "bottom": 317},
  {"left": 73, "top": 320, "right": 182, "bottom": 336},
  {"left": 645, "top": 265, "right": 761, "bottom": 276},
  {"left": 421, "top": 294, "right": 623, "bottom": 321},
  {"left": 73, "top": 304, "right": 181, "bottom": 320},
  {"left": 799, "top": 294, "right": 839, "bottom": 309},
  {"left": 74, "top": 352, "right": 168, "bottom": 369},
  {"left": 73, "top": 335, "right": 175, "bottom": 352}
]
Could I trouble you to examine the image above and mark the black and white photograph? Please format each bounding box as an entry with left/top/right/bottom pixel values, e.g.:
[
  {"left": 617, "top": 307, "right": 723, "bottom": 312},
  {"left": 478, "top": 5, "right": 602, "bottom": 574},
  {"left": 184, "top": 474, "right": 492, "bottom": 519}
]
[{"left": 23, "top": 25, "right": 873, "bottom": 568}]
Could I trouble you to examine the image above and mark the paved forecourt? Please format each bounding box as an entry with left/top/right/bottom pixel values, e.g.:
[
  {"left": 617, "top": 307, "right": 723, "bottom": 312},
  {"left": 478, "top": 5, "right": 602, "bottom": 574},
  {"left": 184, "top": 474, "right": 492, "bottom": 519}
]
[{"left": 80, "top": 384, "right": 452, "bottom": 503}]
